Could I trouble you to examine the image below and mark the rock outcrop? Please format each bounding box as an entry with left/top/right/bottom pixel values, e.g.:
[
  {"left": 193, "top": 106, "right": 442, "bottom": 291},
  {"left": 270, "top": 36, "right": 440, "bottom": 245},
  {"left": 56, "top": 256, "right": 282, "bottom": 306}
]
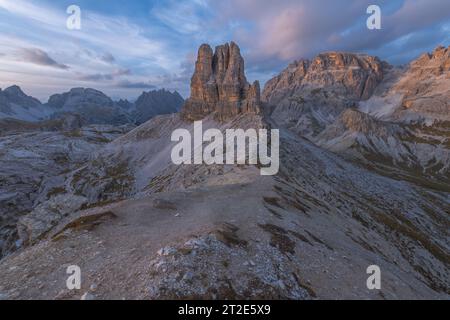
[
  {"left": 390, "top": 45, "right": 450, "bottom": 122},
  {"left": 17, "top": 194, "right": 88, "bottom": 246},
  {"left": 408, "top": 45, "right": 450, "bottom": 76},
  {"left": 181, "top": 42, "right": 261, "bottom": 121}
]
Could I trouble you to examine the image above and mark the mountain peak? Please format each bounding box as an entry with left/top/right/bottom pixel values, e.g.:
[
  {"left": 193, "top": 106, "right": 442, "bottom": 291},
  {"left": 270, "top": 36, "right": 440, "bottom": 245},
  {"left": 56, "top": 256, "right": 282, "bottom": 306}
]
[
  {"left": 181, "top": 41, "right": 261, "bottom": 121},
  {"left": 1, "top": 85, "right": 41, "bottom": 105},
  {"left": 133, "top": 89, "right": 184, "bottom": 124},
  {"left": 4, "top": 85, "right": 26, "bottom": 97},
  {"left": 263, "top": 51, "right": 385, "bottom": 106},
  {"left": 411, "top": 45, "right": 450, "bottom": 75}
]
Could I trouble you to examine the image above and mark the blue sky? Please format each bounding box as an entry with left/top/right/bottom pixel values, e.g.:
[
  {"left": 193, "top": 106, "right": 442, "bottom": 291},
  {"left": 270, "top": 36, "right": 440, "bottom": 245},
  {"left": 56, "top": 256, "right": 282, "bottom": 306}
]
[{"left": 0, "top": 0, "right": 449, "bottom": 101}]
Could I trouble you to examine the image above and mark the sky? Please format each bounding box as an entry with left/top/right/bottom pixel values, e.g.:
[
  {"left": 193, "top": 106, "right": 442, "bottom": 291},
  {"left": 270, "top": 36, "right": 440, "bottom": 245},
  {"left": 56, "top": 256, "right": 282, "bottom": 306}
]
[{"left": 0, "top": 0, "right": 449, "bottom": 102}]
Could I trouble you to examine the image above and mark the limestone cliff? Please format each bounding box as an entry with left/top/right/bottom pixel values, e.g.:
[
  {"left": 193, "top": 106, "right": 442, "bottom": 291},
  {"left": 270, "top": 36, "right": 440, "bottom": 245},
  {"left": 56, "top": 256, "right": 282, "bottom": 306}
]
[{"left": 181, "top": 42, "right": 261, "bottom": 121}]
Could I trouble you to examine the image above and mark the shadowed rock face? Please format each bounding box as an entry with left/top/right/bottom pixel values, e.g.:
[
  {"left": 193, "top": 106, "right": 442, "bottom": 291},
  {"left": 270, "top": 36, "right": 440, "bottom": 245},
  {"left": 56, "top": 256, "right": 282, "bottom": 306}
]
[
  {"left": 0, "top": 86, "right": 49, "bottom": 121},
  {"left": 0, "top": 86, "right": 42, "bottom": 110},
  {"left": 133, "top": 89, "right": 184, "bottom": 125},
  {"left": 46, "top": 88, "right": 130, "bottom": 125},
  {"left": 182, "top": 42, "right": 261, "bottom": 121}
]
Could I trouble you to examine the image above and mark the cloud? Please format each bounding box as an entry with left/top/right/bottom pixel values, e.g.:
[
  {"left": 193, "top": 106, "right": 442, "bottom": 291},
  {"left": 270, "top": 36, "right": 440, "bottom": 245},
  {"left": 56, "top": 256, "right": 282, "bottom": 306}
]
[
  {"left": 0, "top": 0, "right": 175, "bottom": 69},
  {"left": 0, "top": 0, "right": 62, "bottom": 27},
  {"left": 113, "top": 68, "right": 131, "bottom": 76},
  {"left": 78, "top": 73, "right": 113, "bottom": 81},
  {"left": 18, "top": 48, "right": 69, "bottom": 69},
  {"left": 320, "top": 0, "right": 450, "bottom": 54},
  {"left": 100, "top": 53, "right": 115, "bottom": 64},
  {"left": 211, "top": 0, "right": 450, "bottom": 68},
  {"left": 78, "top": 68, "right": 131, "bottom": 81},
  {"left": 115, "top": 80, "right": 157, "bottom": 89},
  {"left": 151, "top": 0, "right": 210, "bottom": 35}
]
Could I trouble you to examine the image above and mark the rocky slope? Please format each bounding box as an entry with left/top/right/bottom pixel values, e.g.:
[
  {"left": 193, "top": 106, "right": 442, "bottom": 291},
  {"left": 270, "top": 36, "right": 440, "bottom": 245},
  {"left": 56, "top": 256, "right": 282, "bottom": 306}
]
[
  {"left": 181, "top": 42, "right": 261, "bottom": 121},
  {"left": 0, "top": 43, "right": 448, "bottom": 300},
  {"left": 314, "top": 109, "right": 450, "bottom": 189},
  {"left": 0, "top": 118, "right": 134, "bottom": 258},
  {"left": 0, "top": 111, "right": 448, "bottom": 299}
]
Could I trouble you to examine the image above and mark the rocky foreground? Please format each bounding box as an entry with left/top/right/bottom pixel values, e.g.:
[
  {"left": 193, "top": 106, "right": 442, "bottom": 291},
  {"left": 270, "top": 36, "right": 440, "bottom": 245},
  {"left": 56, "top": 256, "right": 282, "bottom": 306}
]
[{"left": 0, "top": 43, "right": 448, "bottom": 300}]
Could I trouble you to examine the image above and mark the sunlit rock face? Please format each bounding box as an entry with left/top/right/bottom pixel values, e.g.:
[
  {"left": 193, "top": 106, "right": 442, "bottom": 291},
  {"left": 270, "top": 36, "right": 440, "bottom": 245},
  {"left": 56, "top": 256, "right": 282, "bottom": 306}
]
[
  {"left": 390, "top": 45, "right": 450, "bottom": 122},
  {"left": 182, "top": 42, "right": 261, "bottom": 122},
  {"left": 262, "top": 52, "right": 385, "bottom": 107}
]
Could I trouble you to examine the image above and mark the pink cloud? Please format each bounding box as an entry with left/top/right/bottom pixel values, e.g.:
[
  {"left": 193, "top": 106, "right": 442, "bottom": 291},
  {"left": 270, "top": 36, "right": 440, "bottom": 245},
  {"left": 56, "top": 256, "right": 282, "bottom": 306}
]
[{"left": 210, "top": 0, "right": 449, "bottom": 69}]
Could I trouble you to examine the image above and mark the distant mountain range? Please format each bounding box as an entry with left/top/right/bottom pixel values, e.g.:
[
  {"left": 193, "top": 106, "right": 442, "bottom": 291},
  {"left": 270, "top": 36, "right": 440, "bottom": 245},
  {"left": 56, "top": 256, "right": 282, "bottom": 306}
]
[{"left": 0, "top": 86, "right": 184, "bottom": 125}]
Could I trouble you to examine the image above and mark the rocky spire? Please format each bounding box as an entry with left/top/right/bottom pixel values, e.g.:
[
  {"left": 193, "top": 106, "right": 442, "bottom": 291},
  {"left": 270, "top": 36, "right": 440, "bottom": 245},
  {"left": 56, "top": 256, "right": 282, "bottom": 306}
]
[{"left": 181, "top": 42, "right": 261, "bottom": 121}]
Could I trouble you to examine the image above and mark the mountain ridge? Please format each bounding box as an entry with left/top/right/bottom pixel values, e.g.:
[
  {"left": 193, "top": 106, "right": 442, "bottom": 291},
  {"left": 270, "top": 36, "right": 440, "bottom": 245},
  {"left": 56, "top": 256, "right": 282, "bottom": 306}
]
[{"left": 0, "top": 86, "right": 184, "bottom": 125}]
